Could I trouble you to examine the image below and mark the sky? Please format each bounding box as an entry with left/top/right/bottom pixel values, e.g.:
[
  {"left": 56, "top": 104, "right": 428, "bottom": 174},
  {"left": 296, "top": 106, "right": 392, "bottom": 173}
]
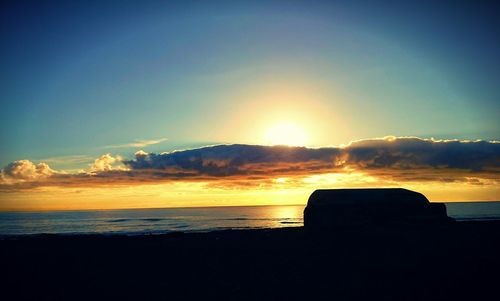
[{"left": 1, "top": 0, "right": 499, "bottom": 210}]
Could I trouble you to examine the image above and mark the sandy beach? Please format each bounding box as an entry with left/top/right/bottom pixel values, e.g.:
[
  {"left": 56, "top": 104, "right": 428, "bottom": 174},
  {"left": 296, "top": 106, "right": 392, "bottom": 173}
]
[{"left": 2, "top": 220, "right": 499, "bottom": 300}]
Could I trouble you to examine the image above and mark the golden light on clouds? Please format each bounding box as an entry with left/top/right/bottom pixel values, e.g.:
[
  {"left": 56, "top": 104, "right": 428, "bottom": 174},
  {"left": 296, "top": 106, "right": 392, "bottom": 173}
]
[
  {"left": 2, "top": 171, "right": 497, "bottom": 211},
  {"left": 1, "top": 136, "right": 498, "bottom": 210}
]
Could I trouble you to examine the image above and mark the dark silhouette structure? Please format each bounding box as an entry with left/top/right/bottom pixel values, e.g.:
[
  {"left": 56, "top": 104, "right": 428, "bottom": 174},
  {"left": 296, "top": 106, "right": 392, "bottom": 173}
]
[{"left": 304, "top": 188, "right": 451, "bottom": 228}]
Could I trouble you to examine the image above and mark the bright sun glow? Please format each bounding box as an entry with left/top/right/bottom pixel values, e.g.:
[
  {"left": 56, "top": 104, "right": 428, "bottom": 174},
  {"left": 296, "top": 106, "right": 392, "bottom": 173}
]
[{"left": 264, "top": 122, "right": 308, "bottom": 146}]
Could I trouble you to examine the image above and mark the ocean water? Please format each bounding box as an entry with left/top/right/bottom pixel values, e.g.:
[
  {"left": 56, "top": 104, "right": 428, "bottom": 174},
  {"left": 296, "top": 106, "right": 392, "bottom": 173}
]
[
  {"left": 0, "top": 205, "right": 304, "bottom": 236},
  {"left": 0, "top": 202, "right": 499, "bottom": 236}
]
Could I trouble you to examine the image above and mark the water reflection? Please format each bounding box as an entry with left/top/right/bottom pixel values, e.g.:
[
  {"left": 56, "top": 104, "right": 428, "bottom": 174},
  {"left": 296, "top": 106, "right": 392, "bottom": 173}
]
[{"left": 0, "top": 205, "right": 305, "bottom": 236}]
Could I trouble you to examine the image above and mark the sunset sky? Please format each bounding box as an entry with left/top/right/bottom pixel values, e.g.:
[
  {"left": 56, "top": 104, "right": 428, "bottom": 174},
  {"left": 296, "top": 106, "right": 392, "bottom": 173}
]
[{"left": 1, "top": 1, "right": 499, "bottom": 210}]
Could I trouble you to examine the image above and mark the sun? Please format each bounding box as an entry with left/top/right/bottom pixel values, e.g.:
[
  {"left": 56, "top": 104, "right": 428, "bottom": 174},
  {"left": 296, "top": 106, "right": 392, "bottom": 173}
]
[{"left": 264, "top": 122, "right": 308, "bottom": 146}]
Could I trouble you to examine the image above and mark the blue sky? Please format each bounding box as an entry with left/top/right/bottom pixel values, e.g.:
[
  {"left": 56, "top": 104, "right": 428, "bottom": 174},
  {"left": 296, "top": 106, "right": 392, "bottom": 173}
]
[{"left": 1, "top": 0, "right": 499, "bottom": 170}]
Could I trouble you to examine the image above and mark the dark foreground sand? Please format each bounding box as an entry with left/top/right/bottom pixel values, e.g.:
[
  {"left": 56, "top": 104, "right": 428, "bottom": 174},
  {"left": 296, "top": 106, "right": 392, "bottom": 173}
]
[{"left": 2, "top": 221, "right": 500, "bottom": 300}]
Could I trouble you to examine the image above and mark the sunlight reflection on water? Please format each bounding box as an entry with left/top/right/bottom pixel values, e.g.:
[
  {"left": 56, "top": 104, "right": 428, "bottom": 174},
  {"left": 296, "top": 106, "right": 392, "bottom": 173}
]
[
  {"left": 0, "top": 205, "right": 305, "bottom": 236},
  {"left": 1, "top": 202, "right": 499, "bottom": 236}
]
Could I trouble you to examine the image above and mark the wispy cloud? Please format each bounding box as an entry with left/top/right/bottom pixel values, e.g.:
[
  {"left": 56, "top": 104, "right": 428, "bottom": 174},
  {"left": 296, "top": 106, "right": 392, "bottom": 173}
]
[
  {"left": 104, "top": 138, "right": 168, "bottom": 149},
  {"left": 37, "top": 155, "right": 95, "bottom": 165}
]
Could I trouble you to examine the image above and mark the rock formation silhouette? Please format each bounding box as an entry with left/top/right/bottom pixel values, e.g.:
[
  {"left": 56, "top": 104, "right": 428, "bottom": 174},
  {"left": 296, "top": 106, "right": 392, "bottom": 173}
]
[{"left": 304, "top": 188, "right": 452, "bottom": 229}]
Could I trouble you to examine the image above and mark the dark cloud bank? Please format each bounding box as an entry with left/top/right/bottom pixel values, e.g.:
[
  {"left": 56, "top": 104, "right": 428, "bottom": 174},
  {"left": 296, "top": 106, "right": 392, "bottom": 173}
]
[{"left": 1, "top": 137, "right": 499, "bottom": 189}]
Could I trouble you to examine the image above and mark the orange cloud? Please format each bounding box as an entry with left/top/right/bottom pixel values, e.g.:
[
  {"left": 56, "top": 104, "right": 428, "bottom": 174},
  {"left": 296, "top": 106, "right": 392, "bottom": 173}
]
[{"left": 1, "top": 137, "right": 498, "bottom": 191}]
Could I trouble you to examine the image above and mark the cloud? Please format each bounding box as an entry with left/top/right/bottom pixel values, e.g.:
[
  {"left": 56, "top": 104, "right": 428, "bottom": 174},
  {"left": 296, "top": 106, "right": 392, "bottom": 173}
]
[
  {"left": 343, "top": 136, "right": 499, "bottom": 172},
  {"left": 1, "top": 136, "right": 499, "bottom": 190},
  {"left": 124, "top": 144, "right": 342, "bottom": 177},
  {"left": 1, "top": 160, "right": 55, "bottom": 184},
  {"left": 122, "top": 137, "right": 499, "bottom": 179},
  {"left": 90, "top": 154, "right": 127, "bottom": 172},
  {"left": 38, "top": 155, "right": 94, "bottom": 165},
  {"left": 104, "top": 138, "right": 168, "bottom": 149}
]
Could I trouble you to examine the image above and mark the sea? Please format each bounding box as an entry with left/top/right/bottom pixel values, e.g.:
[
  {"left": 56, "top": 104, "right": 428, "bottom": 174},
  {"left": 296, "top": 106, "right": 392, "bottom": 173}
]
[{"left": 1, "top": 202, "right": 499, "bottom": 236}]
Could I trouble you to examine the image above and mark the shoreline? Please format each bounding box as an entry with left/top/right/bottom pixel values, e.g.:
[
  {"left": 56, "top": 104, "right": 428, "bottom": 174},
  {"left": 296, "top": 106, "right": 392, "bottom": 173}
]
[{"left": 2, "top": 218, "right": 500, "bottom": 239}]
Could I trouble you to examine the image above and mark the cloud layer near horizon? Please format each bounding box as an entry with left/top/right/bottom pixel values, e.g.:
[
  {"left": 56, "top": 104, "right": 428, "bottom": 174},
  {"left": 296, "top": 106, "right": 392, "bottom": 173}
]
[{"left": 1, "top": 137, "right": 499, "bottom": 190}]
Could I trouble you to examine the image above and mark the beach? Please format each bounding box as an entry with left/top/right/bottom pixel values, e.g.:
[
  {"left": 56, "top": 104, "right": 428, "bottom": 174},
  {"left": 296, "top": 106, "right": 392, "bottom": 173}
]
[{"left": 2, "top": 220, "right": 500, "bottom": 300}]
